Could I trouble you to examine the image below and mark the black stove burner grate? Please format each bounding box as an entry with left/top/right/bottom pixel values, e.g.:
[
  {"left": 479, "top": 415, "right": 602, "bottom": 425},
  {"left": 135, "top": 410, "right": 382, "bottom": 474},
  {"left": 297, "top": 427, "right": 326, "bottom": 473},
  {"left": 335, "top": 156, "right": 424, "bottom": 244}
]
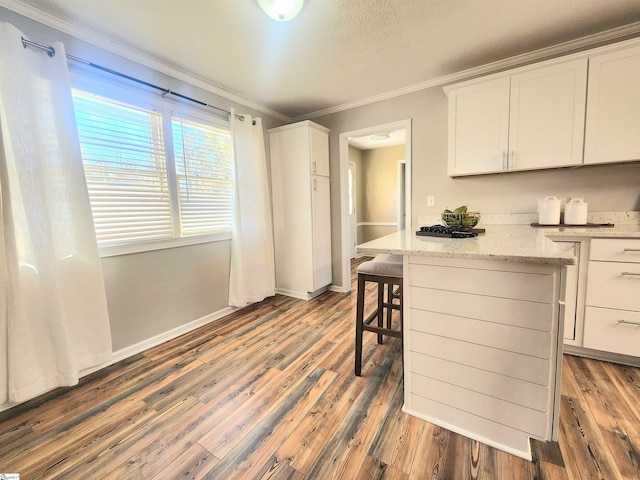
[{"left": 416, "top": 225, "right": 479, "bottom": 238}]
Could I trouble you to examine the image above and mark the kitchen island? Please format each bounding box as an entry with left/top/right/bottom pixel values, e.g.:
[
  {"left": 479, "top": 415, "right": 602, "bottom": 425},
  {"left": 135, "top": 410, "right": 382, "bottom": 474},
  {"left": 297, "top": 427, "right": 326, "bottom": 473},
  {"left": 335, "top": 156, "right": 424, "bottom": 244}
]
[
  {"left": 357, "top": 225, "right": 578, "bottom": 460},
  {"left": 357, "top": 223, "right": 640, "bottom": 460}
]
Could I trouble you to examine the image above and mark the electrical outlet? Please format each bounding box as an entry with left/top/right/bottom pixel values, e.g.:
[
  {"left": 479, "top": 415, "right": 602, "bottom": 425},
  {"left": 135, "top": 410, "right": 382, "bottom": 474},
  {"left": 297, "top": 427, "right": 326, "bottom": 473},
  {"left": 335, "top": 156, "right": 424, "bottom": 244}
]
[{"left": 427, "top": 195, "right": 435, "bottom": 207}]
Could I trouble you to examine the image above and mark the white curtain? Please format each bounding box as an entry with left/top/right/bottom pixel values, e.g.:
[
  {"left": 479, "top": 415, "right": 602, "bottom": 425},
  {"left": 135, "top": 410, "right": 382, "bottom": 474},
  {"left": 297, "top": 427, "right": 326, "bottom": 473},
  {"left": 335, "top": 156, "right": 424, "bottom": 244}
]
[
  {"left": 0, "top": 23, "right": 112, "bottom": 404},
  {"left": 229, "top": 109, "right": 276, "bottom": 307}
]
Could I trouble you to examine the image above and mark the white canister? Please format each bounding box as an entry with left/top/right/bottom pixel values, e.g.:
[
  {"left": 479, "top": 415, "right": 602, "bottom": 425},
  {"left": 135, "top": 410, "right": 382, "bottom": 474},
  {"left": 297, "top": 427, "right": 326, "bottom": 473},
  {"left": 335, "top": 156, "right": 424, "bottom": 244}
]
[
  {"left": 565, "top": 197, "right": 588, "bottom": 225},
  {"left": 538, "top": 196, "right": 561, "bottom": 225}
]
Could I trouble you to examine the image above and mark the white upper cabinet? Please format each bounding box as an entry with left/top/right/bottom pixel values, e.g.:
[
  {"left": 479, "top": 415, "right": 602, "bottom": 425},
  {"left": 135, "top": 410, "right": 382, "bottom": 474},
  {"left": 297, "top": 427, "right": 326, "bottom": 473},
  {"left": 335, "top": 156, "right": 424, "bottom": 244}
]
[
  {"left": 584, "top": 44, "right": 640, "bottom": 165},
  {"left": 446, "top": 59, "right": 587, "bottom": 176},
  {"left": 509, "top": 60, "right": 587, "bottom": 170},
  {"left": 447, "top": 77, "right": 511, "bottom": 175},
  {"left": 310, "top": 127, "right": 330, "bottom": 177}
]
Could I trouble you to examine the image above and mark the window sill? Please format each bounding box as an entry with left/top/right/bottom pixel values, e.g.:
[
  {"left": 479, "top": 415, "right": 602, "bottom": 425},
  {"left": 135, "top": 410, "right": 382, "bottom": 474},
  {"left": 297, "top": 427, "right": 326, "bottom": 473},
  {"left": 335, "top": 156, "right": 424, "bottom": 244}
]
[{"left": 98, "top": 231, "right": 232, "bottom": 258}]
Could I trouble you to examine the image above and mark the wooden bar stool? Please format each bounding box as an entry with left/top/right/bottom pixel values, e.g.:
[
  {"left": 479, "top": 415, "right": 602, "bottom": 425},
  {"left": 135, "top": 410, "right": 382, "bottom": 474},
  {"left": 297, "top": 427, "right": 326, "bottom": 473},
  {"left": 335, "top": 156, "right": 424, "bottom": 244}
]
[{"left": 355, "top": 254, "right": 403, "bottom": 376}]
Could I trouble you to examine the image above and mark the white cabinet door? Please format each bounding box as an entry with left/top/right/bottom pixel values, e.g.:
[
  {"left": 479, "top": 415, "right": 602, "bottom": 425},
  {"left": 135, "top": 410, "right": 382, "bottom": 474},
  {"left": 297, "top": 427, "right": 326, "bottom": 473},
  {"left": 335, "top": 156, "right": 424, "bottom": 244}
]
[
  {"left": 310, "top": 127, "right": 330, "bottom": 177},
  {"left": 311, "top": 175, "right": 332, "bottom": 291},
  {"left": 509, "top": 59, "right": 587, "bottom": 170},
  {"left": 584, "top": 44, "right": 640, "bottom": 165},
  {"left": 447, "top": 77, "right": 510, "bottom": 176}
]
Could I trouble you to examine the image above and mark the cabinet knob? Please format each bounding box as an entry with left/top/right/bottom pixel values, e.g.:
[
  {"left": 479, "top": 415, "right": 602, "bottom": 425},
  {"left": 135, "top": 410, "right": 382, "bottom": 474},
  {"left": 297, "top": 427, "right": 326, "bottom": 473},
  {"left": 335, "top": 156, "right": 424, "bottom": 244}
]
[
  {"left": 502, "top": 151, "right": 507, "bottom": 170},
  {"left": 623, "top": 248, "right": 640, "bottom": 252},
  {"left": 312, "top": 161, "right": 317, "bottom": 173},
  {"left": 621, "top": 271, "right": 640, "bottom": 276}
]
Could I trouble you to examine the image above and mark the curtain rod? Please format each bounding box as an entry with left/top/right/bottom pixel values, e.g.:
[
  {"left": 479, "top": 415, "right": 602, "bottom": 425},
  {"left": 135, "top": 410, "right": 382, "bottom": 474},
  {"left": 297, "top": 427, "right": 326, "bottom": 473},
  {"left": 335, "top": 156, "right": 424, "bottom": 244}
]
[{"left": 20, "top": 36, "right": 244, "bottom": 120}]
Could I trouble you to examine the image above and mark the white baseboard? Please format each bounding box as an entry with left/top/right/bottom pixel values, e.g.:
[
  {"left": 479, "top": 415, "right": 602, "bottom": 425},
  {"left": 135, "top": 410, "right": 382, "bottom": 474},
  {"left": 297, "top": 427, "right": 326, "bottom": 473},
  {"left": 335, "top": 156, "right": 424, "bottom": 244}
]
[{"left": 275, "top": 286, "right": 329, "bottom": 300}]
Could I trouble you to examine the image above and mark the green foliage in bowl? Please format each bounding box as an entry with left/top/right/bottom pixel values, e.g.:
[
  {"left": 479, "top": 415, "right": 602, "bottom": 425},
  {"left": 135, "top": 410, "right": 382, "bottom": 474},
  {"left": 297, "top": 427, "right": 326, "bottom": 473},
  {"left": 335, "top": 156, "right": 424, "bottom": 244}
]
[{"left": 441, "top": 206, "right": 480, "bottom": 230}]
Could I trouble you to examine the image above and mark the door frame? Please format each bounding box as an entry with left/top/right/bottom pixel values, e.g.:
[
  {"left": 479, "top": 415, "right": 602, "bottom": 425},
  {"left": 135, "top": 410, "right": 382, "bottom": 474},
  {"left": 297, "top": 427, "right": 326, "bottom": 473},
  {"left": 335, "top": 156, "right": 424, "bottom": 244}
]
[
  {"left": 338, "top": 119, "right": 412, "bottom": 293},
  {"left": 397, "top": 159, "right": 406, "bottom": 230},
  {"left": 347, "top": 160, "right": 357, "bottom": 259}
]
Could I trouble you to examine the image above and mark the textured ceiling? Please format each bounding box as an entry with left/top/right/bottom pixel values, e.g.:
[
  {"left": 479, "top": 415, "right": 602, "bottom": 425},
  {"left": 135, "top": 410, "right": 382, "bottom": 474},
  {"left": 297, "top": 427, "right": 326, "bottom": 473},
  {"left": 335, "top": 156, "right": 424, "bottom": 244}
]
[{"left": 5, "top": 0, "right": 640, "bottom": 119}]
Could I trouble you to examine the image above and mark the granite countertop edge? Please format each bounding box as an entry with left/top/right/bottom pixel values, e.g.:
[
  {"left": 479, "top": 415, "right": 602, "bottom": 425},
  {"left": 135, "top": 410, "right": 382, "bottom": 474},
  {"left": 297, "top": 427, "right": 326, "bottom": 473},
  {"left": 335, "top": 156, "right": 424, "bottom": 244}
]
[{"left": 356, "top": 223, "right": 640, "bottom": 266}]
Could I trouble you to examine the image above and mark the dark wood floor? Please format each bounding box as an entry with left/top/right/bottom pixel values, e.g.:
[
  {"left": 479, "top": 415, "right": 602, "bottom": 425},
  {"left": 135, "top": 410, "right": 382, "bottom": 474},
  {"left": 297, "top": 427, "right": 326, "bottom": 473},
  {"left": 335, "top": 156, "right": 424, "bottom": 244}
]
[{"left": 1, "top": 257, "right": 639, "bottom": 479}]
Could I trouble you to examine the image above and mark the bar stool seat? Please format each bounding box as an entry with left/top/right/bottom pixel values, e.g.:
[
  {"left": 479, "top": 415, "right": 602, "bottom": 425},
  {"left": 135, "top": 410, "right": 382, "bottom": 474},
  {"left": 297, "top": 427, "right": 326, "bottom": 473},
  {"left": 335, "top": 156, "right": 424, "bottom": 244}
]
[{"left": 355, "top": 254, "right": 403, "bottom": 376}]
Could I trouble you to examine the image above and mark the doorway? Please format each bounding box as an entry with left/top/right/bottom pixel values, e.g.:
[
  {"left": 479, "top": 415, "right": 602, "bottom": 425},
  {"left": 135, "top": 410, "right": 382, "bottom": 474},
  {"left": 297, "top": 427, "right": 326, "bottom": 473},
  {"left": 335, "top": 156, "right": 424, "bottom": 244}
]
[{"left": 339, "top": 119, "right": 412, "bottom": 293}]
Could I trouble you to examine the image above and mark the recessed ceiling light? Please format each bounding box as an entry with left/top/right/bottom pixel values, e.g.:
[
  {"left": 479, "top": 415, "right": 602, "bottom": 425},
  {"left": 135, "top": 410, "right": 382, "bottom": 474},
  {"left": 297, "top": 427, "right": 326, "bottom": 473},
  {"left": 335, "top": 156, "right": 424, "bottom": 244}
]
[
  {"left": 258, "top": 0, "right": 304, "bottom": 22},
  {"left": 371, "top": 134, "right": 390, "bottom": 141}
]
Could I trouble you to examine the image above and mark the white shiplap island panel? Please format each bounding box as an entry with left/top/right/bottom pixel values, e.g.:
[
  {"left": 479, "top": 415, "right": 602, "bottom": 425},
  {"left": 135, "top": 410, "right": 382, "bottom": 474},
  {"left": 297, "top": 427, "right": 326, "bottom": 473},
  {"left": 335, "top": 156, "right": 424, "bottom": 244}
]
[
  {"left": 356, "top": 226, "right": 584, "bottom": 460},
  {"left": 404, "top": 255, "right": 562, "bottom": 460}
]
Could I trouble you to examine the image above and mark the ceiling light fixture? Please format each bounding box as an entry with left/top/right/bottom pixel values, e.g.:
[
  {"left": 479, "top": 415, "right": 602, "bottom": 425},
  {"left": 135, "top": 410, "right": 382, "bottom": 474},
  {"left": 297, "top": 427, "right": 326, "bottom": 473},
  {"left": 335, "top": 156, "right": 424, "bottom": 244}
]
[
  {"left": 371, "top": 134, "right": 390, "bottom": 141},
  {"left": 258, "top": 0, "right": 304, "bottom": 22}
]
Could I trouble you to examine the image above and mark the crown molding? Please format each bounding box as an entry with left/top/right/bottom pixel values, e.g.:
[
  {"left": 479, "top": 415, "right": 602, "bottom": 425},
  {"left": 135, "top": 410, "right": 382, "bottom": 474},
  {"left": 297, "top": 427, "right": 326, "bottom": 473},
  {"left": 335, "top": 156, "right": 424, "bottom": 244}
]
[
  {"left": 299, "top": 21, "right": 640, "bottom": 121},
  {"left": 0, "top": 0, "right": 291, "bottom": 122}
]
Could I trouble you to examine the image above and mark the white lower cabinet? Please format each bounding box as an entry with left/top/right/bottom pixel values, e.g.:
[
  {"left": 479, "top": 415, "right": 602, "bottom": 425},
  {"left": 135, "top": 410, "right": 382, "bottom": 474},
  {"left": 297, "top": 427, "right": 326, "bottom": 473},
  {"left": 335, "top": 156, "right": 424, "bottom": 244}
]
[
  {"left": 403, "top": 256, "right": 563, "bottom": 460},
  {"left": 583, "top": 238, "right": 640, "bottom": 357}
]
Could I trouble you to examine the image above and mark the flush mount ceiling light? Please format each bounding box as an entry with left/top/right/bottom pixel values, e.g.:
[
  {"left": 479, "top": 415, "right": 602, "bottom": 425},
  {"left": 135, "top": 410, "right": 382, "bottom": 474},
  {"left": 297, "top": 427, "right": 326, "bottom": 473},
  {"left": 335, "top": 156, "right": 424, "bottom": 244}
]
[
  {"left": 371, "top": 134, "right": 391, "bottom": 141},
  {"left": 258, "top": 0, "right": 304, "bottom": 21}
]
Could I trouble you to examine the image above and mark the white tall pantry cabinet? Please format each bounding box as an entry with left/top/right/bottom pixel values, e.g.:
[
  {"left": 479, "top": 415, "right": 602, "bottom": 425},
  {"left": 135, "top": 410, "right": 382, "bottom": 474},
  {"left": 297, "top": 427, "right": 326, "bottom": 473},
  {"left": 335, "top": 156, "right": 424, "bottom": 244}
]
[{"left": 269, "top": 121, "right": 332, "bottom": 300}]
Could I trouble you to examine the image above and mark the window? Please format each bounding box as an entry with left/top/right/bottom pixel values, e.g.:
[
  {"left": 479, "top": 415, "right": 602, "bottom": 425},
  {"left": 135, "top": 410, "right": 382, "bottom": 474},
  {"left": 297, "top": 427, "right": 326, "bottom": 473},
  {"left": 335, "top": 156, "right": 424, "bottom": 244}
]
[{"left": 71, "top": 87, "right": 232, "bottom": 255}]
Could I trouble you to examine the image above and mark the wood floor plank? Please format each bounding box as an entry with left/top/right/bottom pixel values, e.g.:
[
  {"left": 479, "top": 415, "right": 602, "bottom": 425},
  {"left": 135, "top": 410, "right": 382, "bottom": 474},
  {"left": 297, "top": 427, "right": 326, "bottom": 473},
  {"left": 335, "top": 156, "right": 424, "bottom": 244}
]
[
  {"left": 200, "top": 367, "right": 335, "bottom": 479},
  {"left": 354, "top": 455, "right": 408, "bottom": 480},
  {"left": 409, "top": 424, "right": 449, "bottom": 479},
  {"left": 558, "top": 394, "right": 624, "bottom": 480},
  {"left": 149, "top": 443, "right": 219, "bottom": 480},
  {"left": 59, "top": 395, "right": 204, "bottom": 480},
  {"left": 2, "top": 399, "right": 155, "bottom": 479},
  {"left": 272, "top": 360, "right": 371, "bottom": 473},
  {"left": 367, "top": 377, "right": 423, "bottom": 475},
  {"left": 252, "top": 455, "right": 305, "bottom": 480},
  {"left": 303, "top": 354, "right": 400, "bottom": 479}
]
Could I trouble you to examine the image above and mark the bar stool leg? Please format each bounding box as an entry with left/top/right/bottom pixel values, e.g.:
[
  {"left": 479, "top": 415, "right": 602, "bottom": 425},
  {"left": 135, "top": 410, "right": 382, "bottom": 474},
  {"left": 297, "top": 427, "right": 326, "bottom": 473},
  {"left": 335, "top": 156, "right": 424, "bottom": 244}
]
[
  {"left": 355, "top": 273, "right": 366, "bottom": 376},
  {"left": 386, "top": 282, "right": 393, "bottom": 330},
  {"left": 377, "top": 281, "right": 384, "bottom": 344}
]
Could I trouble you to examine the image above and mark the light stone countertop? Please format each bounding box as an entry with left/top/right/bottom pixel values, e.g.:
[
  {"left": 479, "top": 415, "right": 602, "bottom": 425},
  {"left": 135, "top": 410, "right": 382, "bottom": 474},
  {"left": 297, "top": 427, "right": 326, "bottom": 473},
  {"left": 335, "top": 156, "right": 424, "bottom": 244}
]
[{"left": 356, "top": 223, "right": 640, "bottom": 266}]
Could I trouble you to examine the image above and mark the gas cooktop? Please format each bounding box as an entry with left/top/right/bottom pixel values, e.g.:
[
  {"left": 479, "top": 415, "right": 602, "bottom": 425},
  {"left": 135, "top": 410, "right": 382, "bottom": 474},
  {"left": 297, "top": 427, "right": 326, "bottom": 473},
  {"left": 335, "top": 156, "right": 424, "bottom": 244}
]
[{"left": 416, "top": 225, "right": 480, "bottom": 238}]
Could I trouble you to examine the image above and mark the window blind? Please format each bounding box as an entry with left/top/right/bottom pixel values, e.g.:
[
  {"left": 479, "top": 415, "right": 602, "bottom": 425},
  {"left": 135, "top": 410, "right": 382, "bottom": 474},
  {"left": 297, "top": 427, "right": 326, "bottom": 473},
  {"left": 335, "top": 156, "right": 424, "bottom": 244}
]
[
  {"left": 73, "top": 91, "right": 173, "bottom": 244},
  {"left": 172, "top": 116, "right": 233, "bottom": 235}
]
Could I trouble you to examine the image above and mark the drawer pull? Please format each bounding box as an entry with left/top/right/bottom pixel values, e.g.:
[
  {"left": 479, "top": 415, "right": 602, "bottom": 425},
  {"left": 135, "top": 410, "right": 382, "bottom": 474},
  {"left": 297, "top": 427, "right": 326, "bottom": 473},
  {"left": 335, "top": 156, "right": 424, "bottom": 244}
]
[
  {"left": 618, "top": 319, "right": 640, "bottom": 326},
  {"left": 621, "top": 271, "right": 640, "bottom": 276},
  {"left": 623, "top": 248, "right": 640, "bottom": 252}
]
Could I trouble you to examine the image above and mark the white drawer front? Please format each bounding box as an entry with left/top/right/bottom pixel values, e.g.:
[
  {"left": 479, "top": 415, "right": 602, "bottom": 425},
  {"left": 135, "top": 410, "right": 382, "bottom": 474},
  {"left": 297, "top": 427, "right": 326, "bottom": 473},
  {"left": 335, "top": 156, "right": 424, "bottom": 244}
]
[
  {"left": 408, "top": 263, "right": 555, "bottom": 303},
  {"left": 586, "top": 261, "right": 640, "bottom": 311},
  {"left": 590, "top": 238, "right": 640, "bottom": 263},
  {"left": 583, "top": 306, "right": 640, "bottom": 357},
  {"left": 410, "top": 286, "right": 553, "bottom": 331}
]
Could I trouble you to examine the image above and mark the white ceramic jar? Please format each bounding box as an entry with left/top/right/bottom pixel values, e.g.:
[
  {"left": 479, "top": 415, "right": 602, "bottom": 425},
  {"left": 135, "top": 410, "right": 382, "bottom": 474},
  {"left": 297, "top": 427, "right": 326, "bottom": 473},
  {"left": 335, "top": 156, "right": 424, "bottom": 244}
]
[
  {"left": 538, "top": 196, "right": 561, "bottom": 225},
  {"left": 565, "top": 198, "right": 588, "bottom": 225}
]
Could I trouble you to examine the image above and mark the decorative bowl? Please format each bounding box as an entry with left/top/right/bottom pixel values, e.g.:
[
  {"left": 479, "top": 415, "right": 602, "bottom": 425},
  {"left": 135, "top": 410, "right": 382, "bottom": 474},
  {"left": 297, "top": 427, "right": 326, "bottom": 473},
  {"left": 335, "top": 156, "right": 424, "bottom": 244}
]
[{"left": 441, "top": 212, "right": 480, "bottom": 230}]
